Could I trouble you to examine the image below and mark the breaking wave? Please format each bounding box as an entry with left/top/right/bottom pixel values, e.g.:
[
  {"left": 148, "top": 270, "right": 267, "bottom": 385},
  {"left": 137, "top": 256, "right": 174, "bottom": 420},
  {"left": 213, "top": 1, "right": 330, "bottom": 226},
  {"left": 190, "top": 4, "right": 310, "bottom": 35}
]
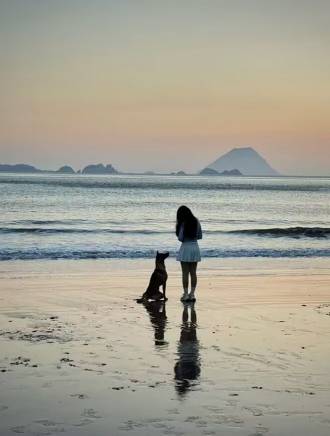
[
  {"left": 1, "top": 247, "right": 329, "bottom": 261},
  {"left": 229, "top": 226, "right": 330, "bottom": 238},
  {"left": 1, "top": 226, "right": 329, "bottom": 238}
]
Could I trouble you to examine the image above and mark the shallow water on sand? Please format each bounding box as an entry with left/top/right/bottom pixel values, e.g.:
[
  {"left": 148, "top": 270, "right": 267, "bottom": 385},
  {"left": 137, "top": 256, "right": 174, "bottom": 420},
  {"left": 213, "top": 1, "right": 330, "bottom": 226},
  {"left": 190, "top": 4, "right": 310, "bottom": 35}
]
[{"left": 0, "top": 259, "right": 330, "bottom": 435}]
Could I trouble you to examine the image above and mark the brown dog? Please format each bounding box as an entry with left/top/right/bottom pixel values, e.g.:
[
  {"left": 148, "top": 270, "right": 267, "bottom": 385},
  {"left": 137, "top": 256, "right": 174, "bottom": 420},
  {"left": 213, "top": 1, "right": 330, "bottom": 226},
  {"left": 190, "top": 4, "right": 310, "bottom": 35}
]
[{"left": 137, "top": 251, "right": 169, "bottom": 302}]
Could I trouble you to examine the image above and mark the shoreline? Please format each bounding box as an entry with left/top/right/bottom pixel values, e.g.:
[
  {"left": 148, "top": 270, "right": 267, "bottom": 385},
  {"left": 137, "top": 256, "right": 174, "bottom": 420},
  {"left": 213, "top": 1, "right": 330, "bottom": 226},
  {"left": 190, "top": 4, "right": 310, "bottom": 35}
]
[{"left": 1, "top": 256, "right": 329, "bottom": 280}]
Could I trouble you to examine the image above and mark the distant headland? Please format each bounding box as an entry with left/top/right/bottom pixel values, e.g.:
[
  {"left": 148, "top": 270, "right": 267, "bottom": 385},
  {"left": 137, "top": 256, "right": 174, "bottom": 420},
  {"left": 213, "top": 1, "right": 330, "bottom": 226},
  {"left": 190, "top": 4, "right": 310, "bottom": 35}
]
[
  {"left": 0, "top": 147, "right": 281, "bottom": 177},
  {"left": 0, "top": 163, "right": 119, "bottom": 175}
]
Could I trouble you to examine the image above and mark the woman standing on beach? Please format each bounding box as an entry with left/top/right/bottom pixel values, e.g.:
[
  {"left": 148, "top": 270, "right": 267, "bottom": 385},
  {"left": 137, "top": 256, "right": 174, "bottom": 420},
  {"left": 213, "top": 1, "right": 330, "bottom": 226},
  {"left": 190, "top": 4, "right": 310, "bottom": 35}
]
[{"left": 176, "top": 206, "right": 202, "bottom": 302}]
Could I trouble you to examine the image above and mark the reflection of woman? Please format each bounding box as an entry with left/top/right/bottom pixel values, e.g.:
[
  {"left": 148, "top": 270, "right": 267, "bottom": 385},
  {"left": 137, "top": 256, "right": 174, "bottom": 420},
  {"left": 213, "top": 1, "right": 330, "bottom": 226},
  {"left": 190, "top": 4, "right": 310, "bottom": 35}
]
[
  {"left": 176, "top": 206, "right": 202, "bottom": 302},
  {"left": 174, "top": 304, "right": 201, "bottom": 396},
  {"left": 143, "top": 300, "right": 168, "bottom": 347}
]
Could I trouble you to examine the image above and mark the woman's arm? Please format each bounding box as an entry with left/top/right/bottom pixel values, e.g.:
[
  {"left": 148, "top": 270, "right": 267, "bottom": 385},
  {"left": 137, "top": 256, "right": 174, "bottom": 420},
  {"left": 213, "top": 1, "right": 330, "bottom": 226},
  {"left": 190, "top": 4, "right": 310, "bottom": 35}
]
[
  {"left": 197, "top": 221, "right": 202, "bottom": 240},
  {"left": 178, "top": 224, "right": 184, "bottom": 242}
]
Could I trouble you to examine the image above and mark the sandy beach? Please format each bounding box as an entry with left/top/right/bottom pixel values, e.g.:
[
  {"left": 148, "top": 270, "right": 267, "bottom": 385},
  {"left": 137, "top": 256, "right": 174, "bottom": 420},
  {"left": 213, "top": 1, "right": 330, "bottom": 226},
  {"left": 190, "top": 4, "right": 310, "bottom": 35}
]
[
  {"left": 0, "top": 258, "right": 329, "bottom": 436},
  {"left": 2, "top": 0, "right": 330, "bottom": 434}
]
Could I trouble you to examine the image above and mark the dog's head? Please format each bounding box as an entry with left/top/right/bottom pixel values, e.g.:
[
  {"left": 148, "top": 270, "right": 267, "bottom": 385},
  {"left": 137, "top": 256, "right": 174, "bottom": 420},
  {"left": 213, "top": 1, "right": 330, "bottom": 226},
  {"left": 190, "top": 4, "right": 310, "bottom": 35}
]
[{"left": 156, "top": 251, "right": 169, "bottom": 261}]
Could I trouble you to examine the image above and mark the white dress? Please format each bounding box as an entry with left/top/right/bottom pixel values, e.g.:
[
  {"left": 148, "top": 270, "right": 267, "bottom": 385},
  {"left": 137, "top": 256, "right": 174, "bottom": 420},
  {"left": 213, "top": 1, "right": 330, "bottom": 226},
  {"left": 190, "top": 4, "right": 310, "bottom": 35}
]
[{"left": 176, "top": 221, "right": 202, "bottom": 262}]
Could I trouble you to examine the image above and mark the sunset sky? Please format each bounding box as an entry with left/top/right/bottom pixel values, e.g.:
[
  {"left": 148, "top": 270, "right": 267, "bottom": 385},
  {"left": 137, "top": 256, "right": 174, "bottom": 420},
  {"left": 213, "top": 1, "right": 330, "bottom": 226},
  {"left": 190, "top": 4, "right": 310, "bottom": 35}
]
[{"left": 0, "top": 0, "right": 329, "bottom": 175}]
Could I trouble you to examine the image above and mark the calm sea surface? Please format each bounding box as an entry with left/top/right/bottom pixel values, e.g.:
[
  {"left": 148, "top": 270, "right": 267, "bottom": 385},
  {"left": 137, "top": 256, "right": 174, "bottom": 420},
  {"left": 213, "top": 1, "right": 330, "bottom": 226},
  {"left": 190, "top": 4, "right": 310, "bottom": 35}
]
[{"left": 0, "top": 173, "right": 329, "bottom": 261}]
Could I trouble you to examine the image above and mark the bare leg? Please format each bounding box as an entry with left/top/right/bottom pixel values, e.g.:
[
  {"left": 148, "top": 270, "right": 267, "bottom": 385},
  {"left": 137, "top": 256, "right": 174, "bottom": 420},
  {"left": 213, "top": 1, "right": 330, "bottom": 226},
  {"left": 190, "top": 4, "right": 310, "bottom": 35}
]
[
  {"left": 180, "top": 262, "right": 190, "bottom": 300},
  {"left": 188, "top": 262, "right": 197, "bottom": 300},
  {"left": 180, "top": 262, "right": 189, "bottom": 289},
  {"left": 189, "top": 262, "right": 197, "bottom": 289}
]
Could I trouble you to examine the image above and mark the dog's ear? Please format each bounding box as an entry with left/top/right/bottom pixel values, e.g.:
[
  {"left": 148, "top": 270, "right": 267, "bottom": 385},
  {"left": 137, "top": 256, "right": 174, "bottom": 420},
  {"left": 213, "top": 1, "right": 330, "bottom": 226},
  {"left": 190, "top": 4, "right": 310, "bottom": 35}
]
[{"left": 156, "top": 250, "right": 159, "bottom": 255}]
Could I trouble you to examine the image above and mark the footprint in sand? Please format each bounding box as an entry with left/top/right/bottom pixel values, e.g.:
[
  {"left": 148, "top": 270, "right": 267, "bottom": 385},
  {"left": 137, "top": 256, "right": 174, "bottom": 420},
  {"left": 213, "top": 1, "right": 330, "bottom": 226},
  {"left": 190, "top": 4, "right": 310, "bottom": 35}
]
[
  {"left": 70, "top": 393, "right": 88, "bottom": 399},
  {"left": 82, "top": 408, "right": 102, "bottom": 419},
  {"left": 10, "top": 426, "right": 25, "bottom": 434}
]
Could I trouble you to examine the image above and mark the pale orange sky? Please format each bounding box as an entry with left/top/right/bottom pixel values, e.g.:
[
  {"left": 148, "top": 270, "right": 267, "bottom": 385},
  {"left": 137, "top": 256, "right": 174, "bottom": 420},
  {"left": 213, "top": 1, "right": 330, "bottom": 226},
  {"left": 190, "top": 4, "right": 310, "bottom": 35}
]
[{"left": 0, "top": 0, "right": 329, "bottom": 174}]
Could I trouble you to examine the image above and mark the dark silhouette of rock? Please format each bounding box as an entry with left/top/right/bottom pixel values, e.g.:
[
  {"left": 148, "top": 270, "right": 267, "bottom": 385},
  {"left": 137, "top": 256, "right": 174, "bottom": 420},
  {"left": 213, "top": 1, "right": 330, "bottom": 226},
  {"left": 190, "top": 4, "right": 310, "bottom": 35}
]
[
  {"left": 170, "top": 170, "right": 187, "bottom": 176},
  {"left": 199, "top": 167, "right": 219, "bottom": 175},
  {"left": 220, "top": 169, "right": 242, "bottom": 176},
  {"left": 56, "top": 165, "right": 75, "bottom": 174},
  {"left": 0, "top": 164, "right": 40, "bottom": 173},
  {"left": 203, "top": 147, "right": 279, "bottom": 176},
  {"left": 81, "top": 164, "right": 118, "bottom": 175},
  {"left": 199, "top": 167, "right": 242, "bottom": 176}
]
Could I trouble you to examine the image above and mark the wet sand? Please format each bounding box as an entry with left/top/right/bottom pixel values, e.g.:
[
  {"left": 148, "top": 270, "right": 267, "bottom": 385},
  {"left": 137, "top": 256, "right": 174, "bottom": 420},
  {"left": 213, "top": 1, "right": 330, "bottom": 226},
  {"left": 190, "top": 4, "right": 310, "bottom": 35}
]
[{"left": 0, "top": 259, "right": 330, "bottom": 436}]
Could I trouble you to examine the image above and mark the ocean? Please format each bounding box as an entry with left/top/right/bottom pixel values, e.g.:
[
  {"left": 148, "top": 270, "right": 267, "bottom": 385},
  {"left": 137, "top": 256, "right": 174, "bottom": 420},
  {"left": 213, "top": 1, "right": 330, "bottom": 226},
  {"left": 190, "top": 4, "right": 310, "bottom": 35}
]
[{"left": 0, "top": 173, "right": 329, "bottom": 261}]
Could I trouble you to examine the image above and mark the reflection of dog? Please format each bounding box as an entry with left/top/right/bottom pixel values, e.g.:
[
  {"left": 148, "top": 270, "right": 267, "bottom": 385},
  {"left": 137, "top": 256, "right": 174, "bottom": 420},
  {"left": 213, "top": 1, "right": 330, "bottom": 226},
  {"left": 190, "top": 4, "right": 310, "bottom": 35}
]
[
  {"left": 137, "top": 251, "right": 169, "bottom": 302},
  {"left": 143, "top": 300, "right": 167, "bottom": 346}
]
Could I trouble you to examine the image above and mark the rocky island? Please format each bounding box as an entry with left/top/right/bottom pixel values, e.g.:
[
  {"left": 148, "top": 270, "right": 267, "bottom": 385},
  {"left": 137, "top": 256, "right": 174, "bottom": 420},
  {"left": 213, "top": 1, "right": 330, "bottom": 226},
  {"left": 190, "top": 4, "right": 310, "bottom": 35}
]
[
  {"left": 201, "top": 147, "right": 279, "bottom": 176},
  {"left": 81, "top": 164, "right": 118, "bottom": 175},
  {"left": 0, "top": 164, "right": 41, "bottom": 173},
  {"left": 56, "top": 165, "right": 75, "bottom": 174},
  {"left": 200, "top": 168, "right": 242, "bottom": 176}
]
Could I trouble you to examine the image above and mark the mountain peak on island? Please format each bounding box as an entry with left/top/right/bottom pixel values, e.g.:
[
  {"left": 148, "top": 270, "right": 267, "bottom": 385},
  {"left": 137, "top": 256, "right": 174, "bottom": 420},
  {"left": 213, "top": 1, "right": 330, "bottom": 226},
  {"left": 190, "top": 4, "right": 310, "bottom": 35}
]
[{"left": 204, "top": 147, "right": 279, "bottom": 176}]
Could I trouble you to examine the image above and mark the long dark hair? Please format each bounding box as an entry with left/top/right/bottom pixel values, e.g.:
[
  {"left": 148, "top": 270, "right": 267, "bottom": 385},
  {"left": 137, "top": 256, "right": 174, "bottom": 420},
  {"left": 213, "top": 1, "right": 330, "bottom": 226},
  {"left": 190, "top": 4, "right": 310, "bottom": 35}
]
[{"left": 176, "top": 206, "right": 198, "bottom": 239}]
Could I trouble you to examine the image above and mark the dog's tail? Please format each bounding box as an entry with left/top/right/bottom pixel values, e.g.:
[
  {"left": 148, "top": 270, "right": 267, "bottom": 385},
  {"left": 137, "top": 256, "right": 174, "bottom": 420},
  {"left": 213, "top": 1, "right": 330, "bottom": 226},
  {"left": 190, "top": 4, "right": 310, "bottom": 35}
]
[{"left": 136, "top": 297, "right": 144, "bottom": 303}]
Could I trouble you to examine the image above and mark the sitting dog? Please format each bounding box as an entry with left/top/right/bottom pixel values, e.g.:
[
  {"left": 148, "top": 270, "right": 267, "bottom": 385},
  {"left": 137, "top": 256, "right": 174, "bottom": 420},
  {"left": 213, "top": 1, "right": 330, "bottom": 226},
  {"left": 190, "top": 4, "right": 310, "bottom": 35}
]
[{"left": 136, "top": 251, "right": 169, "bottom": 303}]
